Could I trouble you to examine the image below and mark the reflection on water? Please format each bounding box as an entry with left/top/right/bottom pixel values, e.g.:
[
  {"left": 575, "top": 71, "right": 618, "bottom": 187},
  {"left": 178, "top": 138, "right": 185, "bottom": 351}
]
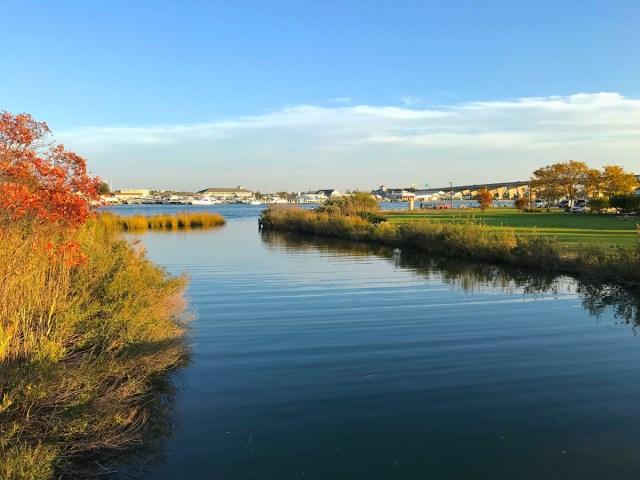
[
  {"left": 578, "top": 283, "right": 640, "bottom": 328},
  {"left": 127, "top": 221, "right": 640, "bottom": 480},
  {"left": 94, "top": 349, "right": 190, "bottom": 479},
  {"left": 109, "top": 374, "right": 182, "bottom": 478},
  {"left": 261, "top": 230, "right": 640, "bottom": 329}
]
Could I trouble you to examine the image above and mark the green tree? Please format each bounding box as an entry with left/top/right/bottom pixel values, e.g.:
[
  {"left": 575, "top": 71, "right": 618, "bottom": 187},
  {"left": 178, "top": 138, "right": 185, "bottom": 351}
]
[
  {"left": 610, "top": 194, "right": 640, "bottom": 213},
  {"left": 587, "top": 198, "right": 609, "bottom": 213},
  {"left": 97, "top": 181, "right": 111, "bottom": 195}
]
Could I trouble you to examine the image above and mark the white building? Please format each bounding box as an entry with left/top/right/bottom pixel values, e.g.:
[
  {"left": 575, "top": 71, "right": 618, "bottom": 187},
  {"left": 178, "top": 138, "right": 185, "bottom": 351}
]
[
  {"left": 197, "top": 186, "right": 254, "bottom": 200},
  {"left": 314, "top": 189, "right": 341, "bottom": 197},
  {"left": 112, "top": 189, "right": 151, "bottom": 201},
  {"left": 296, "top": 193, "right": 328, "bottom": 203}
]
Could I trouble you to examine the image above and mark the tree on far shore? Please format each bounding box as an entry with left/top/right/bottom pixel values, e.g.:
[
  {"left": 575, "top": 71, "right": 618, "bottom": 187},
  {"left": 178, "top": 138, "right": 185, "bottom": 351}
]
[
  {"left": 601, "top": 165, "right": 638, "bottom": 199},
  {"left": 610, "top": 194, "right": 640, "bottom": 213},
  {"left": 583, "top": 168, "right": 603, "bottom": 199},
  {"left": 531, "top": 164, "right": 563, "bottom": 211},
  {"left": 514, "top": 197, "right": 532, "bottom": 211},
  {"left": 476, "top": 187, "right": 493, "bottom": 212},
  {"left": 555, "top": 160, "right": 589, "bottom": 204},
  {"left": 98, "top": 181, "right": 111, "bottom": 195}
]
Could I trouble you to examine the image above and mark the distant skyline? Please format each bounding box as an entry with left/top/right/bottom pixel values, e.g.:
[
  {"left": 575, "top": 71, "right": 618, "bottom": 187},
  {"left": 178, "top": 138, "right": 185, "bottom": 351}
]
[{"left": 3, "top": 0, "right": 639, "bottom": 191}]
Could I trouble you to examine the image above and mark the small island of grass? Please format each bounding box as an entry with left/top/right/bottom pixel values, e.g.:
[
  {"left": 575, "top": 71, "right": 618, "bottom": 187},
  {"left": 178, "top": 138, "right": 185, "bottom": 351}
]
[{"left": 99, "top": 211, "right": 226, "bottom": 231}]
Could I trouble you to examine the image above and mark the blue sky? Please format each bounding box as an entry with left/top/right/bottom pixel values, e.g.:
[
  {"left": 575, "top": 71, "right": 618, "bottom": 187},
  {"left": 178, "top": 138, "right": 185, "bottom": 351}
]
[{"left": 2, "top": 0, "right": 639, "bottom": 191}]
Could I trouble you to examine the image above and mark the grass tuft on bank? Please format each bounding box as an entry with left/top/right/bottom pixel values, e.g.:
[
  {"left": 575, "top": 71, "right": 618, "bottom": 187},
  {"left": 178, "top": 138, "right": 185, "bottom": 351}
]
[{"left": 99, "top": 211, "right": 226, "bottom": 231}]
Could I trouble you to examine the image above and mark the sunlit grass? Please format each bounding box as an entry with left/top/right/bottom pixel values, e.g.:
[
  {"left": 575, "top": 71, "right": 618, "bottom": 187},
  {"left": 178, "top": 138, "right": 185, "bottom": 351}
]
[
  {"left": 385, "top": 208, "right": 638, "bottom": 245},
  {"left": 98, "top": 212, "right": 226, "bottom": 231}
]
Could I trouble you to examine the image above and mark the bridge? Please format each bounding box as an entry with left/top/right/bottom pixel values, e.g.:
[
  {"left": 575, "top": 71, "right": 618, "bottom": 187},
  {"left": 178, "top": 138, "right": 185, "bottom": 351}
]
[{"left": 415, "top": 180, "right": 531, "bottom": 200}]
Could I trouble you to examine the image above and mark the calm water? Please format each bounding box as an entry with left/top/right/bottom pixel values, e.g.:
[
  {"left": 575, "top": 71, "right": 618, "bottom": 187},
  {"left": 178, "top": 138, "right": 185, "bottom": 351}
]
[{"left": 116, "top": 206, "right": 640, "bottom": 479}]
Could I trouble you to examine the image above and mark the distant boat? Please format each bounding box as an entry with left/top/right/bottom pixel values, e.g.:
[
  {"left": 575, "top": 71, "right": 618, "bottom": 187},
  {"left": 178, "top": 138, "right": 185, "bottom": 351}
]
[
  {"left": 249, "top": 200, "right": 262, "bottom": 205},
  {"left": 192, "top": 198, "right": 219, "bottom": 205}
]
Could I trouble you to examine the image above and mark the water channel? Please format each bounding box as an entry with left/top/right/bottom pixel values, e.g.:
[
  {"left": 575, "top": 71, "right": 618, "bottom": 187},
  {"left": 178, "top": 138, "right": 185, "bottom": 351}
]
[{"left": 112, "top": 205, "right": 640, "bottom": 479}]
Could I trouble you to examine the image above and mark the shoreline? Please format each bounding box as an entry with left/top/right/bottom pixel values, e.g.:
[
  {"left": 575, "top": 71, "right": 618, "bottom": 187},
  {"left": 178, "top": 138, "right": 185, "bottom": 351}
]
[{"left": 260, "top": 206, "right": 640, "bottom": 288}]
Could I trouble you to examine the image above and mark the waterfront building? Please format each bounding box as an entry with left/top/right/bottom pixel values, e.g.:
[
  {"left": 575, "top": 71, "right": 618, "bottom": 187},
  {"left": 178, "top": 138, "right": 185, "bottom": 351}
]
[
  {"left": 373, "top": 185, "right": 415, "bottom": 201},
  {"left": 314, "top": 189, "right": 341, "bottom": 198},
  {"left": 112, "top": 189, "right": 151, "bottom": 201},
  {"left": 197, "top": 186, "right": 254, "bottom": 201},
  {"left": 296, "top": 193, "right": 328, "bottom": 203}
]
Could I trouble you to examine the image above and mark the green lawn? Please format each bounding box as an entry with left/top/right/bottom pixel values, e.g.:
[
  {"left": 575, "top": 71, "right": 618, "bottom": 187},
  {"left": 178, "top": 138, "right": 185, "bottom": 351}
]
[{"left": 384, "top": 208, "right": 639, "bottom": 246}]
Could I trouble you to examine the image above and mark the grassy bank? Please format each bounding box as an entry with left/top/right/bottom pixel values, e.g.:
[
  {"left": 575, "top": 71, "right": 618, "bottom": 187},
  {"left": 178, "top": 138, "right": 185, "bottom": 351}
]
[
  {"left": 261, "top": 206, "right": 640, "bottom": 286},
  {"left": 385, "top": 208, "right": 638, "bottom": 245},
  {"left": 99, "top": 211, "right": 226, "bottom": 231},
  {"left": 0, "top": 216, "right": 191, "bottom": 478}
]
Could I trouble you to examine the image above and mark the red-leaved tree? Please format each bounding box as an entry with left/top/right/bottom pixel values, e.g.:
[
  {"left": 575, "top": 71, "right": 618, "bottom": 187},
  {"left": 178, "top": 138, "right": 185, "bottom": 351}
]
[
  {"left": 0, "top": 111, "right": 101, "bottom": 227},
  {"left": 1, "top": 111, "right": 102, "bottom": 266}
]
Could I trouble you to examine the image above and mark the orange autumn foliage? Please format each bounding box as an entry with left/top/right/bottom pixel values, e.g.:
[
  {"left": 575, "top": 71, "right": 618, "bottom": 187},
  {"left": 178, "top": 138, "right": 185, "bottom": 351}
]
[
  {"left": 1, "top": 111, "right": 102, "bottom": 266},
  {"left": 0, "top": 111, "right": 101, "bottom": 227},
  {"left": 476, "top": 187, "right": 494, "bottom": 212}
]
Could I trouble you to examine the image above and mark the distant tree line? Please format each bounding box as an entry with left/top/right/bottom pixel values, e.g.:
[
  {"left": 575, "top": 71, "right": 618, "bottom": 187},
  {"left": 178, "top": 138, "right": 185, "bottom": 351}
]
[{"left": 529, "top": 161, "right": 638, "bottom": 212}]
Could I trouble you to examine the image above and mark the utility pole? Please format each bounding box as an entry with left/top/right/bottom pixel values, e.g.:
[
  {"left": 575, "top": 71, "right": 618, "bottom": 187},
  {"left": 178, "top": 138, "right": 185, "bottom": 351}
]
[{"left": 449, "top": 181, "right": 453, "bottom": 209}]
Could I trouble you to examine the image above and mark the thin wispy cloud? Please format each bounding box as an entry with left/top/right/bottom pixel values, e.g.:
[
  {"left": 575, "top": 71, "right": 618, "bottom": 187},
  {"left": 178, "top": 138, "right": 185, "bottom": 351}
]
[
  {"left": 400, "top": 95, "right": 427, "bottom": 106},
  {"left": 58, "top": 93, "right": 640, "bottom": 191},
  {"left": 329, "top": 97, "right": 353, "bottom": 104}
]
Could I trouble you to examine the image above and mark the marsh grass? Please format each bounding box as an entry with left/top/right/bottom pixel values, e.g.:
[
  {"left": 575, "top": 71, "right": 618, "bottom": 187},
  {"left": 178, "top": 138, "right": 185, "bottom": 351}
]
[
  {"left": 261, "top": 206, "right": 640, "bottom": 286},
  {"left": 0, "top": 216, "right": 192, "bottom": 478},
  {"left": 99, "top": 212, "right": 226, "bottom": 231}
]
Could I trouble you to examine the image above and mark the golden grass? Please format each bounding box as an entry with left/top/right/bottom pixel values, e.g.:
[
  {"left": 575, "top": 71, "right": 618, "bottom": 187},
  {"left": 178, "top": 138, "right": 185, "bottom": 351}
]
[
  {"left": 0, "top": 223, "right": 72, "bottom": 363},
  {"left": 98, "top": 211, "right": 226, "bottom": 231},
  {"left": 0, "top": 217, "right": 191, "bottom": 478}
]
